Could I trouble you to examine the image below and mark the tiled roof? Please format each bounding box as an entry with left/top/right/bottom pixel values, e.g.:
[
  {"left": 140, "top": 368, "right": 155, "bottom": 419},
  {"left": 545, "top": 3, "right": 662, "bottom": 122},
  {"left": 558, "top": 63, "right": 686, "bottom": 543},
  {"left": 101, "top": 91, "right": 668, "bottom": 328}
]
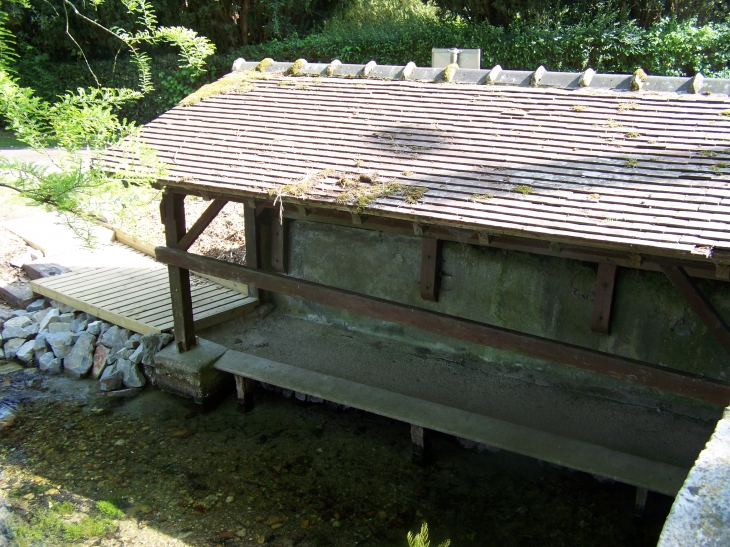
[{"left": 107, "top": 60, "right": 730, "bottom": 261}]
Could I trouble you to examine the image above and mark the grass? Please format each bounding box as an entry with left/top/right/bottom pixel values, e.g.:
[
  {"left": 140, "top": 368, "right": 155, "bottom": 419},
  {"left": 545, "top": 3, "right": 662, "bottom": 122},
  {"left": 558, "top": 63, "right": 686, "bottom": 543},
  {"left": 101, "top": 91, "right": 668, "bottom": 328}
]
[
  {"left": 513, "top": 185, "right": 533, "bottom": 195},
  {"left": 0, "top": 130, "right": 28, "bottom": 149},
  {"left": 11, "top": 499, "right": 119, "bottom": 547}
]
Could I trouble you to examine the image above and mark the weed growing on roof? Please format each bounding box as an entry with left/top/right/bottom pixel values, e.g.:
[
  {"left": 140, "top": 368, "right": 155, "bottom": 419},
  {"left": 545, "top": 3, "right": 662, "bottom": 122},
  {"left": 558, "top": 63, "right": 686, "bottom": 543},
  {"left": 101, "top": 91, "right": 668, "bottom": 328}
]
[
  {"left": 255, "top": 58, "right": 274, "bottom": 72},
  {"left": 571, "top": 105, "right": 585, "bottom": 112},
  {"left": 588, "top": 193, "right": 601, "bottom": 201},
  {"left": 336, "top": 180, "right": 404, "bottom": 212},
  {"left": 618, "top": 102, "right": 639, "bottom": 112},
  {"left": 717, "top": 161, "right": 728, "bottom": 168},
  {"left": 403, "top": 186, "right": 428, "bottom": 203},
  {"left": 625, "top": 131, "right": 641, "bottom": 138},
  {"left": 443, "top": 63, "right": 458, "bottom": 82},
  {"left": 179, "top": 70, "right": 269, "bottom": 106},
  {"left": 513, "top": 185, "right": 533, "bottom": 195},
  {"left": 401, "top": 170, "right": 414, "bottom": 176},
  {"left": 278, "top": 80, "right": 297, "bottom": 86},
  {"left": 605, "top": 118, "right": 621, "bottom": 128},
  {"left": 625, "top": 158, "right": 639, "bottom": 167},
  {"left": 271, "top": 168, "right": 336, "bottom": 199},
  {"left": 700, "top": 150, "right": 717, "bottom": 158},
  {"left": 288, "top": 58, "right": 307, "bottom": 76},
  {"left": 720, "top": 110, "right": 730, "bottom": 116},
  {"left": 470, "top": 193, "right": 494, "bottom": 202}
]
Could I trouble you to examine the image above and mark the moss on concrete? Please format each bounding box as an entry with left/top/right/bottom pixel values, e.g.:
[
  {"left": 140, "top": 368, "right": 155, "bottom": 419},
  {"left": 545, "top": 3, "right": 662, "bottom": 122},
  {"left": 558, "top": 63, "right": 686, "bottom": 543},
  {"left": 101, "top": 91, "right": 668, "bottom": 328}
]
[{"left": 277, "top": 220, "right": 730, "bottom": 407}]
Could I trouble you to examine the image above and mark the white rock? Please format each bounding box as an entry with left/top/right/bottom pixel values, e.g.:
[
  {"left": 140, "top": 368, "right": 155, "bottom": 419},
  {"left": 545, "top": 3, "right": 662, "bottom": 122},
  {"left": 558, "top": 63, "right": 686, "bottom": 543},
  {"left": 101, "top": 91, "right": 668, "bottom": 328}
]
[
  {"left": 86, "top": 321, "right": 103, "bottom": 336},
  {"left": 25, "top": 299, "right": 48, "bottom": 313},
  {"left": 58, "top": 313, "right": 74, "bottom": 323},
  {"left": 3, "top": 316, "right": 31, "bottom": 330},
  {"left": 116, "top": 358, "right": 146, "bottom": 388},
  {"left": 3, "top": 338, "right": 26, "bottom": 360},
  {"left": 48, "top": 322, "right": 72, "bottom": 334},
  {"left": 38, "top": 352, "right": 62, "bottom": 374},
  {"left": 39, "top": 308, "right": 60, "bottom": 331},
  {"left": 46, "top": 331, "right": 74, "bottom": 359},
  {"left": 63, "top": 332, "right": 96, "bottom": 379},
  {"left": 100, "top": 365, "right": 123, "bottom": 391},
  {"left": 15, "top": 340, "right": 35, "bottom": 364}
]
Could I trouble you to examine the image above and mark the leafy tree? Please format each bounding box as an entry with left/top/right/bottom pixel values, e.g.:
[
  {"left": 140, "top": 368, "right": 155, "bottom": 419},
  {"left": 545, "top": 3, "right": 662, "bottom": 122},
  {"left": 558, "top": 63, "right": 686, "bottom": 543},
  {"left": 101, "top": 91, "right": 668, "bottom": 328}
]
[{"left": 0, "top": 0, "right": 214, "bottom": 237}]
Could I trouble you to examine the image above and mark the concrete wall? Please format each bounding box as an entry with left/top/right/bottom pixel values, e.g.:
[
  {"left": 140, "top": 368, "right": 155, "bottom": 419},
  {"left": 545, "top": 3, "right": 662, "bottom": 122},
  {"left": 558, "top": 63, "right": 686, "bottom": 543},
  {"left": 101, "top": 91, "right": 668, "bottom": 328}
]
[
  {"left": 658, "top": 406, "right": 730, "bottom": 546},
  {"left": 272, "top": 219, "right": 730, "bottom": 408}
]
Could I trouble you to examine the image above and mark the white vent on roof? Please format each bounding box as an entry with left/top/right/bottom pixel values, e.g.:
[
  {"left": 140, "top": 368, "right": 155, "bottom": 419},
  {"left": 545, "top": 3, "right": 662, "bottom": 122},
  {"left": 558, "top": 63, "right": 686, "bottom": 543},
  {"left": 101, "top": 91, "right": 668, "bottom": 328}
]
[{"left": 432, "top": 48, "right": 481, "bottom": 70}]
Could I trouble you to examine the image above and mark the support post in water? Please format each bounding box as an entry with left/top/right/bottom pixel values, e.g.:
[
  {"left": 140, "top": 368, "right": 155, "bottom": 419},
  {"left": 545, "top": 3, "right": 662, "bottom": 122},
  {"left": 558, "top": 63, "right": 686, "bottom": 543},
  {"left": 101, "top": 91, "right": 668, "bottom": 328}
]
[
  {"left": 235, "top": 376, "right": 255, "bottom": 413},
  {"left": 634, "top": 487, "right": 648, "bottom": 517},
  {"left": 411, "top": 424, "right": 432, "bottom": 465},
  {"left": 161, "top": 191, "right": 196, "bottom": 352}
]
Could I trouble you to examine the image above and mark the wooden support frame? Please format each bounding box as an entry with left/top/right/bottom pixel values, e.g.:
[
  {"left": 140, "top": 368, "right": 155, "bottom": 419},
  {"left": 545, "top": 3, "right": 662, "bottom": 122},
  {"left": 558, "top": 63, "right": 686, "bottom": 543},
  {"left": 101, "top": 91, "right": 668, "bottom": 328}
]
[
  {"left": 420, "top": 238, "right": 442, "bottom": 302},
  {"left": 155, "top": 246, "right": 730, "bottom": 406},
  {"left": 591, "top": 263, "right": 617, "bottom": 335},
  {"left": 661, "top": 265, "right": 730, "bottom": 355},
  {"left": 235, "top": 375, "right": 255, "bottom": 412},
  {"left": 160, "top": 193, "right": 727, "bottom": 282},
  {"left": 270, "top": 214, "right": 287, "bottom": 273},
  {"left": 160, "top": 193, "right": 196, "bottom": 351},
  {"left": 244, "top": 202, "right": 261, "bottom": 300},
  {"left": 410, "top": 424, "right": 432, "bottom": 465},
  {"left": 175, "top": 199, "right": 227, "bottom": 251}
]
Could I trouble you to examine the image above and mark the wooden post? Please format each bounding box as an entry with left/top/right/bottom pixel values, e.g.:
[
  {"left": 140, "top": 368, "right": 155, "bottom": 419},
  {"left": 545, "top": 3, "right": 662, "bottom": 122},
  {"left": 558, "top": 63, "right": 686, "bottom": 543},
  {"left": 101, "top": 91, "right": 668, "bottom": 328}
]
[
  {"left": 410, "top": 424, "right": 432, "bottom": 465},
  {"left": 420, "top": 238, "right": 442, "bottom": 302},
  {"left": 235, "top": 375, "right": 255, "bottom": 412},
  {"left": 161, "top": 192, "right": 196, "bottom": 352},
  {"left": 244, "top": 202, "right": 261, "bottom": 300},
  {"left": 634, "top": 487, "right": 648, "bottom": 517},
  {"left": 591, "top": 263, "right": 617, "bottom": 334},
  {"left": 271, "top": 214, "right": 287, "bottom": 273}
]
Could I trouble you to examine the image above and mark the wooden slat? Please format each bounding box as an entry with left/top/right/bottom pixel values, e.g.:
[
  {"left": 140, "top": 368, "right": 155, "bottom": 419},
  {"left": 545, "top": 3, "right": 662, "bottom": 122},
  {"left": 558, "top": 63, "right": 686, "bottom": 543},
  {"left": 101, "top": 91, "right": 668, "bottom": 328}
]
[
  {"left": 156, "top": 246, "right": 730, "bottom": 406},
  {"left": 271, "top": 214, "right": 286, "bottom": 273}
]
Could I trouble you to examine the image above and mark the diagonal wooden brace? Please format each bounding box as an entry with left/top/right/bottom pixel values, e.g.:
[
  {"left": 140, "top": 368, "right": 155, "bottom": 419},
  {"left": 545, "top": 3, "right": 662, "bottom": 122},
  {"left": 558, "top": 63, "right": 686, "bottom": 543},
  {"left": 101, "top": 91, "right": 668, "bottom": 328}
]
[
  {"left": 661, "top": 264, "right": 730, "bottom": 355},
  {"left": 175, "top": 199, "right": 227, "bottom": 251}
]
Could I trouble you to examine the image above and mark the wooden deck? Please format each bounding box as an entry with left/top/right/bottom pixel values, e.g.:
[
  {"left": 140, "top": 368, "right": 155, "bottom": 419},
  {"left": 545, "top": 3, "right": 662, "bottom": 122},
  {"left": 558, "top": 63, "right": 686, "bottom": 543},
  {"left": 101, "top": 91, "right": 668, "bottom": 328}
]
[{"left": 30, "top": 262, "right": 258, "bottom": 334}]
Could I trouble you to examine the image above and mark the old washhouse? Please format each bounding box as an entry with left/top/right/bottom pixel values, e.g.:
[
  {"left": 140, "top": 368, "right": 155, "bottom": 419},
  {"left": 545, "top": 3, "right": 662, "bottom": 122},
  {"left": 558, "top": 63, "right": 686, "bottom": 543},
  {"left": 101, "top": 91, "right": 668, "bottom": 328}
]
[{"left": 107, "top": 59, "right": 730, "bottom": 542}]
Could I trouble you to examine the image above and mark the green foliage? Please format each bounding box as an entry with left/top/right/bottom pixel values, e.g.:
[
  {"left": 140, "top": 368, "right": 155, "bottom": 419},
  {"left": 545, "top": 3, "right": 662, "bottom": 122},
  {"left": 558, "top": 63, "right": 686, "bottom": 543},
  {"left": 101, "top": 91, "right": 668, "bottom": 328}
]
[
  {"left": 95, "top": 500, "right": 126, "bottom": 519},
  {"left": 407, "top": 522, "right": 451, "bottom": 547},
  {"left": 236, "top": 7, "right": 730, "bottom": 77},
  {"left": 11, "top": 499, "right": 117, "bottom": 547}
]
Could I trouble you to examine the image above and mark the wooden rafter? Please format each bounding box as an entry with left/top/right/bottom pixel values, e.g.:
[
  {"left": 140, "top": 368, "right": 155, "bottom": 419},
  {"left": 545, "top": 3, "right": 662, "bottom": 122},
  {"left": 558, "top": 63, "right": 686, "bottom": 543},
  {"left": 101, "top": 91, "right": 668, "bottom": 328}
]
[{"left": 155, "top": 246, "right": 730, "bottom": 406}]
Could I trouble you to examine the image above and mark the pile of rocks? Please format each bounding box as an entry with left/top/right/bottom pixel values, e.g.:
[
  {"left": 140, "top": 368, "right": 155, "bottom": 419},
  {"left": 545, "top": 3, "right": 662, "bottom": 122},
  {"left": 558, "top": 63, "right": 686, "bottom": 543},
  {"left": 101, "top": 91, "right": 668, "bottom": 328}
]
[{"left": 1, "top": 298, "right": 173, "bottom": 396}]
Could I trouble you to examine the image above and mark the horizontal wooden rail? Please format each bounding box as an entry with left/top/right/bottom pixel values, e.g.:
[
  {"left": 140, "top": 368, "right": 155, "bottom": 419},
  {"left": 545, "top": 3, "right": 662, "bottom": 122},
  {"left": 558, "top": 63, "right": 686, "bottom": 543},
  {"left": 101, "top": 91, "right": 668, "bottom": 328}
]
[{"left": 155, "top": 246, "right": 730, "bottom": 407}]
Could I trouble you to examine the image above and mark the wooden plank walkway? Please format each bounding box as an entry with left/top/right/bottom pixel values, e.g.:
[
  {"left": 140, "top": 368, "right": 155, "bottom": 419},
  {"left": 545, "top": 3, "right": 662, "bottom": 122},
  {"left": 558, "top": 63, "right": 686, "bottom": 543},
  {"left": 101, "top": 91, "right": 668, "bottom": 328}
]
[{"left": 30, "top": 259, "right": 257, "bottom": 334}]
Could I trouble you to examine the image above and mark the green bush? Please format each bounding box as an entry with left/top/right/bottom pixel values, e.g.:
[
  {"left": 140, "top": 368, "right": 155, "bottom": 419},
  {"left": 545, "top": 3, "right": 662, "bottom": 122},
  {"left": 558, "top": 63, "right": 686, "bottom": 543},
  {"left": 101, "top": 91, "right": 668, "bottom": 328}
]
[{"left": 237, "top": 12, "right": 730, "bottom": 76}]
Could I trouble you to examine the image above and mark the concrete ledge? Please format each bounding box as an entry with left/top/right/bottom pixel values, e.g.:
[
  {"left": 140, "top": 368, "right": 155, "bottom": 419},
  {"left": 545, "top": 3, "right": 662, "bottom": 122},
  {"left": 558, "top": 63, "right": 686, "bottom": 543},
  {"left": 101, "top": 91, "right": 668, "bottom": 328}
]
[
  {"left": 658, "top": 407, "right": 730, "bottom": 546},
  {"left": 214, "top": 349, "right": 689, "bottom": 496},
  {"left": 154, "top": 338, "right": 230, "bottom": 403}
]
